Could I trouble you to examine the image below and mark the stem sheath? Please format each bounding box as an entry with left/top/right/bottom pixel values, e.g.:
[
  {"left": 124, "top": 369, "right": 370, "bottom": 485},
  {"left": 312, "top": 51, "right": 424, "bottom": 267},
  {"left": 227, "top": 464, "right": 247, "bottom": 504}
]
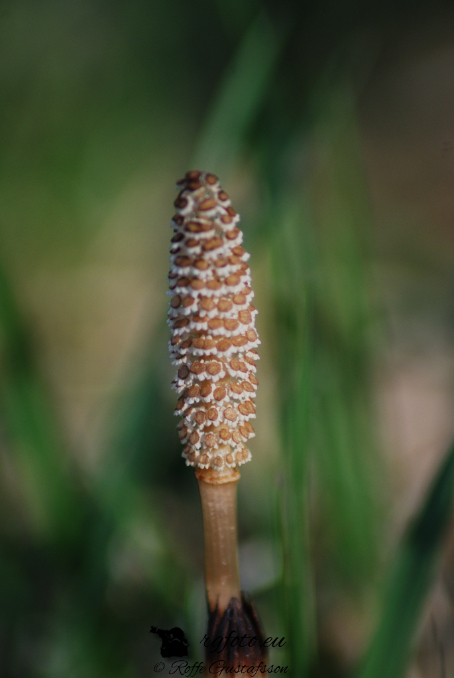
[{"left": 196, "top": 468, "right": 241, "bottom": 613}]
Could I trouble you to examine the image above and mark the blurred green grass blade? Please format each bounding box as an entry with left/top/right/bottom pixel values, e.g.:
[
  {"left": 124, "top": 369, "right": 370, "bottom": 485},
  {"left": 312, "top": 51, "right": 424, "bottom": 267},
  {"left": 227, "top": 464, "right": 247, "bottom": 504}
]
[
  {"left": 280, "top": 336, "right": 314, "bottom": 677},
  {"left": 312, "top": 85, "right": 375, "bottom": 352},
  {"left": 0, "top": 263, "right": 81, "bottom": 541},
  {"left": 83, "top": 334, "right": 191, "bottom": 608},
  {"left": 315, "top": 361, "right": 381, "bottom": 582},
  {"left": 193, "top": 11, "right": 284, "bottom": 177},
  {"left": 357, "top": 441, "right": 454, "bottom": 678},
  {"left": 310, "top": 84, "right": 384, "bottom": 584},
  {"left": 213, "top": 0, "right": 260, "bottom": 39},
  {"left": 271, "top": 195, "right": 317, "bottom": 676}
]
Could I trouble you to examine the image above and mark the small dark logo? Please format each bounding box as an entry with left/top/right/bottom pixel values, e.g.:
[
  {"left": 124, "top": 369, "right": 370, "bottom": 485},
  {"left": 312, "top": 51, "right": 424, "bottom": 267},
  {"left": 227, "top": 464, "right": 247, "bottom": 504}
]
[{"left": 150, "top": 625, "right": 189, "bottom": 658}]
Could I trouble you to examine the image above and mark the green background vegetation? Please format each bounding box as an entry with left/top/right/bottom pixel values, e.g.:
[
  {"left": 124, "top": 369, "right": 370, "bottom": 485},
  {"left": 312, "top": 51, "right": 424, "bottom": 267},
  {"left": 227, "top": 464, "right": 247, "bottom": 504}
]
[{"left": 1, "top": 0, "right": 454, "bottom": 676}]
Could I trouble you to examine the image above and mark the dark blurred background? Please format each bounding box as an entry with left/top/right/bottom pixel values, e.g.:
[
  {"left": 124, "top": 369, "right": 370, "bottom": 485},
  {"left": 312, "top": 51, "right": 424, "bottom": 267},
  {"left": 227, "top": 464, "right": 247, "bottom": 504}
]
[{"left": 1, "top": 0, "right": 454, "bottom": 676}]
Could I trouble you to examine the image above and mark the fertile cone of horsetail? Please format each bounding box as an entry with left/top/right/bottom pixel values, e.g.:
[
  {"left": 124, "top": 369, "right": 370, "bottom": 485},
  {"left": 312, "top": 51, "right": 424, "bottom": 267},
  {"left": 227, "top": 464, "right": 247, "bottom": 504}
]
[{"left": 167, "top": 171, "right": 266, "bottom": 669}]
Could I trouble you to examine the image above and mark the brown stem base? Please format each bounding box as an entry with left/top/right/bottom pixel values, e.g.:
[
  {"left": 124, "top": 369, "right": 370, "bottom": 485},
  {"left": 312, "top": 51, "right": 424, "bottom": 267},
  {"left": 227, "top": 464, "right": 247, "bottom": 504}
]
[{"left": 204, "top": 593, "right": 267, "bottom": 675}]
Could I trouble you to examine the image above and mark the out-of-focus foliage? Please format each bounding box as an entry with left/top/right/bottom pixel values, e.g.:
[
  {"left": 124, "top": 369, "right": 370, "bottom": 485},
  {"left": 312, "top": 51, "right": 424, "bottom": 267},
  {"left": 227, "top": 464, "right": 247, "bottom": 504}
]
[{"left": 1, "top": 1, "right": 454, "bottom": 677}]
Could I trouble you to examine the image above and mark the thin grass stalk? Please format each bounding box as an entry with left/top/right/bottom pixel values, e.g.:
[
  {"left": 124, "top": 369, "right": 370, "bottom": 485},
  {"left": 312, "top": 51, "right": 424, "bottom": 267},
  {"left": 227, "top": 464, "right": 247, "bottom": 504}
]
[
  {"left": 193, "top": 11, "right": 283, "bottom": 178},
  {"left": 357, "top": 440, "right": 454, "bottom": 678},
  {"left": 0, "top": 262, "right": 80, "bottom": 540},
  {"left": 270, "top": 193, "right": 316, "bottom": 676}
]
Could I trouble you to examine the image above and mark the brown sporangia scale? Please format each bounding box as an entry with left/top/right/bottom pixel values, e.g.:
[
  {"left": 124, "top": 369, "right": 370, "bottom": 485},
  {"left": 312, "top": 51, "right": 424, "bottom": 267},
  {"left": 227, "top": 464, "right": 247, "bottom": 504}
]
[{"left": 168, "top": 171, "right": 260, "bottom": 472}]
